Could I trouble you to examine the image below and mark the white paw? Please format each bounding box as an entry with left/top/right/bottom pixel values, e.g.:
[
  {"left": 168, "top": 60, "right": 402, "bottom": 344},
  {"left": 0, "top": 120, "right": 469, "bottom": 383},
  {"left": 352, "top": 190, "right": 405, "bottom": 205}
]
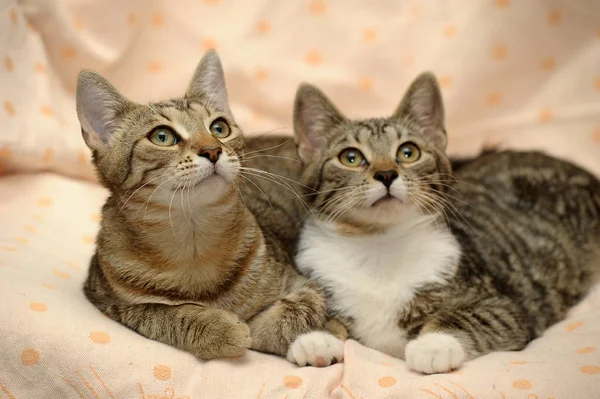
[
  {"left": 287, "top": 331, "right": 344, "bottom": 367},
  {"left": 405, "top": 332, "right": 465, "bottom": 374}
]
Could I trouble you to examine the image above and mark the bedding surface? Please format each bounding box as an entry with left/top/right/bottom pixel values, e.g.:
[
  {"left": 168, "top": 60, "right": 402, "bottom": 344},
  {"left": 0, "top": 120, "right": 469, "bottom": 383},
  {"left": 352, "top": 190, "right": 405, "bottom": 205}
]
[{"left": 0, "top": 173, "right": 599, "bottom": 398}]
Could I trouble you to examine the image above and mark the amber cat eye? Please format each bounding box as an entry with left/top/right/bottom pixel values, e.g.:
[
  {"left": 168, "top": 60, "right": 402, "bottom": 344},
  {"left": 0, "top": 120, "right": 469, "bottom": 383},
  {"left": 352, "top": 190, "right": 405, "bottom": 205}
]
[
  {"left": 148, "top": 127, "right": 180, "bottom": 147},
  {"left": 210, "top": 118, "right": 230, "bottom": 139},
  {"left": 338, "top": 148, "right": 366, "bottom": 167},
  {"left": 397, "top": 142, "right": 420, "bottom": 163}
]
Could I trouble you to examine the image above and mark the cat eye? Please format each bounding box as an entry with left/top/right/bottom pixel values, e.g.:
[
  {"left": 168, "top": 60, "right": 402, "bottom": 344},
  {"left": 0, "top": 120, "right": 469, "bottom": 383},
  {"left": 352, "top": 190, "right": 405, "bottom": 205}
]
[
  {"left": 148, "top": 127, "right": 179, "bottom": 147},
  {"left": 397, "top": 142, "right": 420, "bottom": 164},
  {"left": 338, "top": 148, "right": 366, "bottom": 167},
  {"left": 210, "top": 118, "right": 230, "bottom": 139}
]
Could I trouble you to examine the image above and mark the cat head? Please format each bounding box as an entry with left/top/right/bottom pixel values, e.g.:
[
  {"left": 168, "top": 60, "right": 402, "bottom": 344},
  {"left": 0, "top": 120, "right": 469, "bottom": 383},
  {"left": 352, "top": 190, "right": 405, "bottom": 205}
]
[
  {"left": 294, "top": 72, "right": 451, "bottom": 227},
  {"left": 76, "top": 50, "right": 243, "bottom": 206}
]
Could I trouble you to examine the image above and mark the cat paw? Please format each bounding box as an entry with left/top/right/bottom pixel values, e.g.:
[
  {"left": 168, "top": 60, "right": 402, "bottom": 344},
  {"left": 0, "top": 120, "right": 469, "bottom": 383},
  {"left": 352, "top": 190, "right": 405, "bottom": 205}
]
[
  {"left": 287, "top": 331, "right": 344, "bottom": 367},
  {"left": 405, "top": 332, "right": 465, "bottom": 374},
  {"left": 192, "top": 310, "right": 251, "bottom": 360}
]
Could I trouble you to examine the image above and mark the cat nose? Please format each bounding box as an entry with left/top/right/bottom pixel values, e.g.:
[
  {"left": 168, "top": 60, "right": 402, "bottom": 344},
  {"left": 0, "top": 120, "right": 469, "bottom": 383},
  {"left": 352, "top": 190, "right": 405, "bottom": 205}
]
[
  {"left": 198, "top": 146, "right": 222, "bottom": 164},
  {"left": 374, "top": 170, "right": 399, "bottom": 188}
]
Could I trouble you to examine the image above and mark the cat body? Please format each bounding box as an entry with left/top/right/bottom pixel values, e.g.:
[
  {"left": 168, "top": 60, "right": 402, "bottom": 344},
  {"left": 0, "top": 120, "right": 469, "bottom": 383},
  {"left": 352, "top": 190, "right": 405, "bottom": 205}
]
[
  {"left": 77, "top": 51, "right": 343, "bottom": 365},
  {"left": 291, "top": 73, "right": 600, "bottom": 373}
]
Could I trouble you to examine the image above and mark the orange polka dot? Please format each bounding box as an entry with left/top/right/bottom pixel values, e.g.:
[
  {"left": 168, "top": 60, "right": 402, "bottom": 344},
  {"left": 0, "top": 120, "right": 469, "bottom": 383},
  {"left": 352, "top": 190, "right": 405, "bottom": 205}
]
[
  {"left": 4, "top": 101, "right": 16, "bottom": 117},
  {"left": 360, "top": 77, "right": 373, "bottom": 92},
  {"left": 10, "top": 8, "right": 18, "bottom": 25},
  {"left": 13, "top": 237, "right": 28, "bottom": 244},
  {"left": 255, "top": 69, "right": 268, "bottom": 81},
  {"left": 538, "top": 107, "right": 554, "bottom": 122},
  {"left": 151, "top": 13, "right": 164, "bottom": 27},
  {"left": 306, "top": 50, "right": 322, "bottom": 66},
  {"left": 540, "top": 58, "right": 555, "bottom": 72},
  {"left": 492, "top": 44, "right": 508, "bottom": 60},
  {"left": 566, "top": 321, "right": 584, "bottom": 331},
  {"left": 204, "top": 0, "right": 219, "bottom": 4},
  {"left": 5, "top": 55, "right": 14, "bottom": 71},
  {"left": 593, "top": 128, "right": 600, "bottom": 143},
  {"left": 379, "top": 361, "right": 397, "bottom": 368},
  {"left": 43, "top": 148, "right": 54, "bottom": 163},
  {"left": 21, "top": 349, "right": 39, "bottom": 365},
  {"left": 510, "top": 360, "right": 528, "bottom": 365},
  {"left": 91, "top": 213, "right": 101, "bottom": 222},
  {"left": 378, "top": 376, "right": 397, "bottom": 388},
  {"left": 0, "top": 246, "right": 16, "bottom": 252},
  {"left": 577, "top": 347, "right": 597, "bottom": 354},
  {"left": 283, "top": 375, "right": 302, "bottom": 389},
  {"left": 40, "top": 106, "right": 53, "bottom": 118},
  {"left": 257, "top": 20, "right": 270, "bottom": 34},
  {"left": 37, "top": 197, "right": 52, "bottom": 207},
  {"left": 30, "top": 302, "right": 48, "bottom": 312},
  {"left": 90, "top": 331, "right": 111, "bottom": 344},
  {"left": 32, "top": 214, "right": 44, "bottom": 221},
  {"left": 74, "top": 17, "right": 84, "bottom": 31},
  {"left": 127, "top": 13, "right": 137, "bottom": 26},
  {"left": 202, "top": 38, "right": 217, "bottom": 50},
  {"left": 439, "top": 76, "right": 453, "bottom": 89},
  {"left": 495, "top": 0, "right": 510, "bottom": 8},
  {"left": 24, "top": 225, "right": 37, "bottom": 233},
  {"left": 35, "top": 63, "right": 46, "bottom": 74},
  {"left": 486, "top": 92, "right": 502, "bottom": 106},
  {"left": 78, "top": 149, "right": 89, "bottom": 165},
  {"left": 147, "top": 61, "right": 163, "bottom": 73},
  {"left": 443, "top": 25, "right": 456, "bottom": 38},
  {"left": 512, "top": 380, "right": 532, "bottom": 390},
  {"left": 0, "top": 147, "right": 11, "bottom": 157},
  {"left": 309, "top": 0, "right": 326, "bottom": 15},
  {"left": 250, "top": 110, "right": 263, "bottom": 122},
  {"left": 548, "top": 10, "right": 562, "bottom": 26},
  {"left": 580, "top": 365, "right": 600, "bottom": 374},
  {"left": 53, "top": 269, "right": 70, "bottom": 280},
  {"left": 60, "top": 47, "right": 77, "bottom": 59},
  {"left": 153, "top": 365, "right": 172, "bottom": 380},
  {"left": 42, "top": 283, "right": 56, "bottom": 290},
  {"left": 82, "top": 235, "right": 95, "bottom": 244},
  {"left": 363, "top": 28, "right": 378, "bottom": 42},
  {"left": 67, "top": 262, "right": 81, "bottom": 270},
  {"left": 410, "top": 3, "right": 421, "bottom": 18},
  {"left": 594, "top": 77, "right": 600, "bottom": 92}
]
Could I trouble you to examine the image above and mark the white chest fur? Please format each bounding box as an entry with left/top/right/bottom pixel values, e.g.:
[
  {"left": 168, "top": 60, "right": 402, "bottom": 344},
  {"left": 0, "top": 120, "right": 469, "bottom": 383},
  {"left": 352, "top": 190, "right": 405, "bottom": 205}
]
[{"left": 295, "top": 211, "right": 461, "bottom": 358}]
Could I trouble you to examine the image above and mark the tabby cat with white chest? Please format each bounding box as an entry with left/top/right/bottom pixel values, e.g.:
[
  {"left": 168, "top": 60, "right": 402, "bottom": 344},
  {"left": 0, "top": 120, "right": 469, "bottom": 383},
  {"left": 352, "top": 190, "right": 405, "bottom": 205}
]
[
  {"left": 291, "top": 72, "right": 600, "bottom": 373},
  {"left": 76, "top": 50, "right": 343, "bottom": 366}
]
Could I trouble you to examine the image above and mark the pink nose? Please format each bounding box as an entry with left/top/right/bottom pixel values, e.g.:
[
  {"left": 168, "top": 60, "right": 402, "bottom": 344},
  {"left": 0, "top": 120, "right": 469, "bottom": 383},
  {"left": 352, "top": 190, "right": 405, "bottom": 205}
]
[{"left": 198, "top": 146, "right": 222, "bottom": 163}]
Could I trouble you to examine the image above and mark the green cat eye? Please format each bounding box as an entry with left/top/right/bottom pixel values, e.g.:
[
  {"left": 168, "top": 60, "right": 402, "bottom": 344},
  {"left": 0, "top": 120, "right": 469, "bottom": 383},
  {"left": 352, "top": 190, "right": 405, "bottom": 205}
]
[
  {"left": 338, "top": 148, "right": 366, "bottom": 167},
  {"left": 210, "top": 118, "right": 230, "bottom": 139},
  {"left": 148, "top": 127, "right": 179, "bottom": 147},
  {"left": 397, "top": 142, "right": 420, "bottom": 163}
]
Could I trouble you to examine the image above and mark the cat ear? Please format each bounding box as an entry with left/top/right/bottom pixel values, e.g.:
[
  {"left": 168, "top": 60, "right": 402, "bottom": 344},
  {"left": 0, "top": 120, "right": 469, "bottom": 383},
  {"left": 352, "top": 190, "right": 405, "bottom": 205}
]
[
  {"left": 293, "top": 83, "right": 347, "bottom": 162},
  {"left": 393, "top": 72, "right": 447, "bottom": 150},
  {"left": 76, "top": 70, "right": 131, "bottom": 152},
  {"left": 185, "top": 50, "right": 230, "bottom": 114}
]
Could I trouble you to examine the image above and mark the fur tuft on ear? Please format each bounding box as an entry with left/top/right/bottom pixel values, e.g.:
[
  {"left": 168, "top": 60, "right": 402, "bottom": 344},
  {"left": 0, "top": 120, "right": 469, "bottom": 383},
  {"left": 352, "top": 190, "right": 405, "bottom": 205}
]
[
  {"left": 393, "top": 72, "right": 447, "bottom": 150},
  {"left": 76, "top": 70, "right": 131, "bottom": 152},
  {"left": 293, "top": 83, "right": 346, "bottom": 162},
  {"left": 185, "top": 50, "right": 230, "bottom": 114}
]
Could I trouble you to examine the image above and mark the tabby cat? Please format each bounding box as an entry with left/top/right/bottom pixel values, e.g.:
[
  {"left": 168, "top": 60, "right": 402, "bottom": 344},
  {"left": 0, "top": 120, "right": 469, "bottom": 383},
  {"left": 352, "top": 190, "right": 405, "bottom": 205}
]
[
  {"left": 76, "top": 50, "right": 343, "bottom": 366},
  {"left": 290, "top": 72, "right": 600, "bottom": 373}
]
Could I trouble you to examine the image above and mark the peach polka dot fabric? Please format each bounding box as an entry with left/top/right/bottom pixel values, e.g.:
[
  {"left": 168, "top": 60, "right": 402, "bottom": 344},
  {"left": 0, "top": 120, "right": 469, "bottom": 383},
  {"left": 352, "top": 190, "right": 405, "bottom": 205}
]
[{"left": 1, "top": 0, "right": 600, "bottom": 398}]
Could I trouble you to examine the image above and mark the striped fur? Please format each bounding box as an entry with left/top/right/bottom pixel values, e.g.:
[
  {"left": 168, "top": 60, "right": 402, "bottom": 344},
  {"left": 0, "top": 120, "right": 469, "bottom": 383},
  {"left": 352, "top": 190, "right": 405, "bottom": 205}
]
[
  {"left": 290, "top": 73, "right": 600, "bottom": 373},
  {"left": 76, "top": 51, "right": 337, "bottom": 364}
]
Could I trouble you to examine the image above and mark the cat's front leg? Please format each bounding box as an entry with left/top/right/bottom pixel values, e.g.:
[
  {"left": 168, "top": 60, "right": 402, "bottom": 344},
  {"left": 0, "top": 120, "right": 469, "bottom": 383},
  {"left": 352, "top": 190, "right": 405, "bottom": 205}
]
[
  {"left": 104, "top": 302, "right": 251, "bottom": 360},
  {"left": 405, "top": 297, "right": 529, "bottom": 374},
  {"left": 247, "top": 280, "right": 344, "bottom": 367}
]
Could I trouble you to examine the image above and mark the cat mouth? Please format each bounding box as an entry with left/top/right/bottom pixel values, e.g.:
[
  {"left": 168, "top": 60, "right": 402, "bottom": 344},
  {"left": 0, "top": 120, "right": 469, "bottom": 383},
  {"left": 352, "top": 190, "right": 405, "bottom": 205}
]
[{"left": 372, "top": 194, "right": 403, "bottom": 207}]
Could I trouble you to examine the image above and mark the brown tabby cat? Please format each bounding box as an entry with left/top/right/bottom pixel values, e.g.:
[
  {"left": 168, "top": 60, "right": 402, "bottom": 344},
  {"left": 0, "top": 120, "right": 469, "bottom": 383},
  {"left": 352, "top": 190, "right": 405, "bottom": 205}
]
[
  {"left": 288, "top": 72, "right": 600, "bottom": 374},
  {"left": 76, "top": 50, "right": 343, "bottom": 366}
]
